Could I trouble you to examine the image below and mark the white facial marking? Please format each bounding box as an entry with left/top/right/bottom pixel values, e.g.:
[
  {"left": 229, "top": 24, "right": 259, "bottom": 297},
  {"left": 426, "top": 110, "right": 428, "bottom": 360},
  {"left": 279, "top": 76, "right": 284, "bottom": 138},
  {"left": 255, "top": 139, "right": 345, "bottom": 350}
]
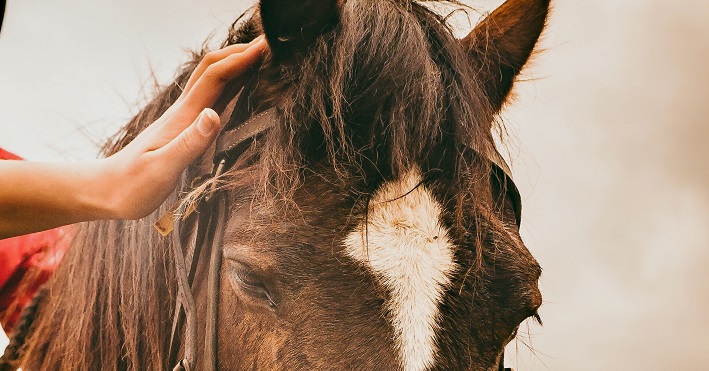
[{"left": 344, "top": 169, "right": 457, "bottom": 371}]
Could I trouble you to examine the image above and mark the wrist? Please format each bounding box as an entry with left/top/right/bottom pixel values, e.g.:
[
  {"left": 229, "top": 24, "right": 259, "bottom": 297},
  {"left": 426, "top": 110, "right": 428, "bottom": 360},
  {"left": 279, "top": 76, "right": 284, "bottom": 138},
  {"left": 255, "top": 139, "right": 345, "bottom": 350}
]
[{"left": 79, "top": 158, "right": 122, "bottom": 221}]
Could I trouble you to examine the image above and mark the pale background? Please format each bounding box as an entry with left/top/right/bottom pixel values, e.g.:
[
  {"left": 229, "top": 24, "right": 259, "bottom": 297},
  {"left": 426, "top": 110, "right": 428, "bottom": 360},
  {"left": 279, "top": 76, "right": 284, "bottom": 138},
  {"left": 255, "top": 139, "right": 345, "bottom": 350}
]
[{"left": 1, "top": 1, "right": 708, "bottom": 370}]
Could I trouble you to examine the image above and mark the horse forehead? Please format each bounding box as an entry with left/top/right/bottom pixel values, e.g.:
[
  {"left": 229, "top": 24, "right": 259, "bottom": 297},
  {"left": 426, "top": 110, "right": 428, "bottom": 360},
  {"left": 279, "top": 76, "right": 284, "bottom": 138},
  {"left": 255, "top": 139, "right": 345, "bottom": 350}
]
[{"left": 344, "top": 169, "right": 458, "bottom": 371}]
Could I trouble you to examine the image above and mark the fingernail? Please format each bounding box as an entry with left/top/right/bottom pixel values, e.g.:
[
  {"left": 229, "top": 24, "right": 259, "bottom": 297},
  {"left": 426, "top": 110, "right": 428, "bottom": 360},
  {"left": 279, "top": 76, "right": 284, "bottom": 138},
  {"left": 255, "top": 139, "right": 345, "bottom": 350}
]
[{"left": 196, "top": 109, "right": 218, "bottom": 136}]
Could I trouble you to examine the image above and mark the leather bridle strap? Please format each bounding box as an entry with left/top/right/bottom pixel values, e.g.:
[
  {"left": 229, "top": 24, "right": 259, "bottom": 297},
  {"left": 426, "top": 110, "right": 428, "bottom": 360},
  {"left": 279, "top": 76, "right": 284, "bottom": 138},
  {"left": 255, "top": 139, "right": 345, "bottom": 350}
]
[
  {"left": 169, "top": 222, "right": 198, "bottom": 370},
  {"left": 169, "top": 193, "right": 228, "bottom": 371},
  {"left": 167, "top": 83, "right": 278, "bottom": 370},
  {"left": 204, "top": 194, "right": 228, "bottom": 370},
  {"left": 167, "top": 83, "right": 246, "bottom": 371},
  {"left": 167, "top": 208, "right": 212, "bottom": 370}
]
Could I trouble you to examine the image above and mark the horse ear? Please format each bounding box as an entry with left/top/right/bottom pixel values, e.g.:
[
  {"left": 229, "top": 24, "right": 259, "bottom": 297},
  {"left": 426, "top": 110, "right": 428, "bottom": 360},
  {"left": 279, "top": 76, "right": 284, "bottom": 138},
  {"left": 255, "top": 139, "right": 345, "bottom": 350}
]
[
  {"left": 462, "top": 0, "right": 550, "bottom": 112},
  {"left": 259, "top": 0, "right": 340, "bottom": 60}
]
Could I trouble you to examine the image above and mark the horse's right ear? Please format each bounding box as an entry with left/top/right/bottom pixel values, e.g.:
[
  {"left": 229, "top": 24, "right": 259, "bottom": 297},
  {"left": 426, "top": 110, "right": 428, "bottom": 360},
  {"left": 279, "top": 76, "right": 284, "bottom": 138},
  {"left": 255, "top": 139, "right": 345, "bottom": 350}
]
[
  {"left": 259, "top": 0, "right": 340, "bottom": 61},
  {"left": 462, "top": 0, "right": 550, "bottom": 113}
]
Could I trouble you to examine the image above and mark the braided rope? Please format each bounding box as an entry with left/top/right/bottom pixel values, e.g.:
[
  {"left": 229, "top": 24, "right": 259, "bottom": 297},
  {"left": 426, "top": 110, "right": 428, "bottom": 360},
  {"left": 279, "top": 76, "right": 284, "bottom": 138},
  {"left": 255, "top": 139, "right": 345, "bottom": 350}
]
[{"left": 0, "top": 288, "right": 46, "bottom": 370}]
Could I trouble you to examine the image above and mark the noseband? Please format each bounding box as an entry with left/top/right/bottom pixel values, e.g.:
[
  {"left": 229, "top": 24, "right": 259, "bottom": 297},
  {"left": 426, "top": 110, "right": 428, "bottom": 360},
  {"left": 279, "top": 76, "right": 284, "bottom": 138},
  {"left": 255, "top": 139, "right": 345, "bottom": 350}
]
[{"left": 163, "top": 78, "right": 520, "bottom": 370}]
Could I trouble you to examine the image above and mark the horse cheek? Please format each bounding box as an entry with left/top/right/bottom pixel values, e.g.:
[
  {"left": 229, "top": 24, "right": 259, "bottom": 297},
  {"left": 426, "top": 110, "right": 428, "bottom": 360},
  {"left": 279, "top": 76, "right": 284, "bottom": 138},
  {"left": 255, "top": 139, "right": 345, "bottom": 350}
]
[{"left": 217, "top": 276, "right": 272, "bottom": 368}]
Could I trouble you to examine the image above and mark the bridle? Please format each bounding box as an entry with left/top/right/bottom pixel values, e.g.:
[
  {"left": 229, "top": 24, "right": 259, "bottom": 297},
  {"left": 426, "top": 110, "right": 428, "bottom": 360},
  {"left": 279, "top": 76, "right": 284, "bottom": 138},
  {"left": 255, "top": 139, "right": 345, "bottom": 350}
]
[
  {"left": 164, "top": 76, "right": 278, "bottom": 371},
  {"left": 163, "top": 77, "right": 520, "bottom": 371}
]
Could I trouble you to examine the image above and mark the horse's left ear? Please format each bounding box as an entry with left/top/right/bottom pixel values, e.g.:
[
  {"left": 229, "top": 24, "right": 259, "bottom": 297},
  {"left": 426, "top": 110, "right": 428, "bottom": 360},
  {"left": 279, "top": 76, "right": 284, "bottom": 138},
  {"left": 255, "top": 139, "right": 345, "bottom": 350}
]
[
  {"left": 259, "top": 0, "right": 340, "bottom": 60},
  {"left": 462, "top": 0, "right": 550, "bottom": 113}
]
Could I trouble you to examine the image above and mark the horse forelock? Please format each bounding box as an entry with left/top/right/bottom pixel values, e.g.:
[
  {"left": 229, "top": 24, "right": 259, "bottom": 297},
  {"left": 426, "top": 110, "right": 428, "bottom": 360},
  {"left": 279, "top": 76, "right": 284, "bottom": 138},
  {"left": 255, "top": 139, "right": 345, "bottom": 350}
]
[{"left": 215, "top": 0, "right": 498, "bottom": 208}]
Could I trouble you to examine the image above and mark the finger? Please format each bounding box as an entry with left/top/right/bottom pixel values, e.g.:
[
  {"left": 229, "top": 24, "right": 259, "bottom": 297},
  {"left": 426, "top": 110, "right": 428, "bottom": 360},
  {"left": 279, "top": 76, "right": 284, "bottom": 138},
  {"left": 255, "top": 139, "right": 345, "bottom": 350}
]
[
  {"left": 139, "top": 38, "right": 267, "bottom": 151},
  {"left": 181, "top": 37, "right": 264, "bottom": 98},
  {"left": 182, "top": 38, "right": 268, "bottom": 109},
  {"left": 179, "top": 36, "right": 265, "bottom": 100},
  {"left": 158, "top": 108, "right": 222, "bottom": 171}
]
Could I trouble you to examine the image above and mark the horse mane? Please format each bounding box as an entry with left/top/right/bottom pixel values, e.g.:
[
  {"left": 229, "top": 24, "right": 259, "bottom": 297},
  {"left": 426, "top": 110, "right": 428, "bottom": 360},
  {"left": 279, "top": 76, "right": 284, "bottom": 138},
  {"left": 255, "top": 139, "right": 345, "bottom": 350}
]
[{"left": 18, "top": 1, "right": 504, "bottom": 369}]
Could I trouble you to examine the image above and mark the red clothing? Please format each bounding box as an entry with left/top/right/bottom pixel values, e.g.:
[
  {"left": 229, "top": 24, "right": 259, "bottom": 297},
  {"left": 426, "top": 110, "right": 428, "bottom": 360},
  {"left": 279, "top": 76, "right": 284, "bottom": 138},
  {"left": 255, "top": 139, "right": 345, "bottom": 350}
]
[
  {"left": 0, "top": 148, "right": 21, "bottom": 161},
  {"left": 0, "top": 148, "right": 73, "bottom": 334}
]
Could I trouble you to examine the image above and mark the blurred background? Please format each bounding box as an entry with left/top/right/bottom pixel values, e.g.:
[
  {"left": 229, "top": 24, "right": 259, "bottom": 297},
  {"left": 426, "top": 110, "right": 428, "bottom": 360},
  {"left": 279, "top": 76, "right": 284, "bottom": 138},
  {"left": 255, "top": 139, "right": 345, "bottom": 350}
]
[{"left": 1, "top": 0, "right": 707, "bottom": 369}]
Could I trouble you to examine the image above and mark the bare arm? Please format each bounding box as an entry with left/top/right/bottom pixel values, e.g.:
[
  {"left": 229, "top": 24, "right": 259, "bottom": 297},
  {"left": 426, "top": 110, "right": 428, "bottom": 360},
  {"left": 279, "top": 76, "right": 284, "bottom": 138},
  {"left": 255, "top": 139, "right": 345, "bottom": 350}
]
[{"left": 0, "top": 37, "right": 267, "bottom": 239}]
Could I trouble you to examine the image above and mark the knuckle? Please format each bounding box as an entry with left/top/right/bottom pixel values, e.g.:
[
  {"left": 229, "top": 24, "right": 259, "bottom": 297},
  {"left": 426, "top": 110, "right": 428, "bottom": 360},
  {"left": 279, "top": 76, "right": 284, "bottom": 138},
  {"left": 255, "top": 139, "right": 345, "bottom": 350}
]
[
  {"left": 202, "top": 51, "right": 220, "bottom": 65},
  {"left": 177, "top": 134, "right": 193, "bottom": 155}
]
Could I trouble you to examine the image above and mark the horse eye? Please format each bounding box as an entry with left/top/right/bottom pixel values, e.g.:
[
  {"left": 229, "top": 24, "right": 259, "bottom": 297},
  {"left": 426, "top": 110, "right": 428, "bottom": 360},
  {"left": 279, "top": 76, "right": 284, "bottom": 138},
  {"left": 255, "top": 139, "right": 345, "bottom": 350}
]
[{"left": 227, "top": 262, "right": 278, "bottom": 309}]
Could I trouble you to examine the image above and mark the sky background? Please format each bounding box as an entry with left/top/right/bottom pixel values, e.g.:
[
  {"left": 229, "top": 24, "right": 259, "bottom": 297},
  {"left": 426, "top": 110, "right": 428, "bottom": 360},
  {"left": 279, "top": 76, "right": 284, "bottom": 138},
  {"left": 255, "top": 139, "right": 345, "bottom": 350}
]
[{"left": 1, "top": 1, "right": 708, "bottom": 369}]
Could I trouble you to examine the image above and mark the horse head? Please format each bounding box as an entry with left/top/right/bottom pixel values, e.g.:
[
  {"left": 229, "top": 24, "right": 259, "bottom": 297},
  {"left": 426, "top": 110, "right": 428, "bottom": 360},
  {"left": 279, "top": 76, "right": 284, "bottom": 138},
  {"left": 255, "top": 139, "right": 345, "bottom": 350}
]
[
  {"left": 207, "top": 0, "right": 548, "bottom": 369},
  {"left": 17, "top": 1, "right": 549, "bottom": 370}
]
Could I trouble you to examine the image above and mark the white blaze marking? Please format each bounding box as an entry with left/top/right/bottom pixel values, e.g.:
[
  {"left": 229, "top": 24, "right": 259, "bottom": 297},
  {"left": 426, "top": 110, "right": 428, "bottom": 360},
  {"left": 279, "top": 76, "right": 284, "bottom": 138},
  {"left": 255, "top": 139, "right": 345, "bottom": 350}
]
[{"left": 344, "top": 169, "right": 457, "bottom": 371}]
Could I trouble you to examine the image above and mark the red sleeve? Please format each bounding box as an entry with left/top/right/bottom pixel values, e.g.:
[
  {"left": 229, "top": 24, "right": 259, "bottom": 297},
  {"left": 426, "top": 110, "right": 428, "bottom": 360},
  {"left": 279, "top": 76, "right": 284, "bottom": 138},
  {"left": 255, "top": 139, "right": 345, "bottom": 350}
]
[
  {"left": 0, "top": 148, "right": 74, "bottom": 334},
  {"left": 0, "top": 148, "right": 22, "bottom": 161}
]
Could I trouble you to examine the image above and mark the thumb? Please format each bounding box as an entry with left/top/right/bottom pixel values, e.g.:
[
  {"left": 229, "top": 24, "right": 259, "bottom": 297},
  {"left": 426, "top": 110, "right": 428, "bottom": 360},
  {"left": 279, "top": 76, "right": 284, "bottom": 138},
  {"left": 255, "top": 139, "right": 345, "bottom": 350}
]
[{"left": 162, "top": 108, "right": 221, "bottom": 167}]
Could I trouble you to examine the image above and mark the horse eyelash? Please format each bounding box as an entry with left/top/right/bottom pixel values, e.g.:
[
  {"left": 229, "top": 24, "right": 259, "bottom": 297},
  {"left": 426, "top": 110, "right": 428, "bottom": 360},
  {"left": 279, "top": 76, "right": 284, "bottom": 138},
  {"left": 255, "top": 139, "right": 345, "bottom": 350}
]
[{"left": 232, "top": 267, "right": 279, "bottom": 309}]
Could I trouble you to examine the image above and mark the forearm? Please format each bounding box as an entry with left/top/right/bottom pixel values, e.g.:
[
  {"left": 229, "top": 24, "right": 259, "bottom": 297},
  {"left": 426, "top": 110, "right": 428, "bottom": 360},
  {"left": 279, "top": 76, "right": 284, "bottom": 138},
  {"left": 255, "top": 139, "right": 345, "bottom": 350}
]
[{"left": 0, "top": 160, "right": 111, "bottom": 239}]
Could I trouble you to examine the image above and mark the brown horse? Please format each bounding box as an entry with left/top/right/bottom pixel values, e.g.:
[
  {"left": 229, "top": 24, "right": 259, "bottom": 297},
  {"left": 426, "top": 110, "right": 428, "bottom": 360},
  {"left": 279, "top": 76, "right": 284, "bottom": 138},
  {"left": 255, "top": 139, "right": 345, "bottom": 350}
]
[{"left": 10, "top": 0, "right": 549, "bottom": 369}]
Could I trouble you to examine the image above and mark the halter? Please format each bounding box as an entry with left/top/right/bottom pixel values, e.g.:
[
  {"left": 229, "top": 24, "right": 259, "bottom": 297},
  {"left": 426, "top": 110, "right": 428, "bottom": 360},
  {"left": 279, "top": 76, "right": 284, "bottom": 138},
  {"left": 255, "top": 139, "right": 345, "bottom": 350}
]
[{"left": 165, "top": 82, "right": 519, "bottom": 371}]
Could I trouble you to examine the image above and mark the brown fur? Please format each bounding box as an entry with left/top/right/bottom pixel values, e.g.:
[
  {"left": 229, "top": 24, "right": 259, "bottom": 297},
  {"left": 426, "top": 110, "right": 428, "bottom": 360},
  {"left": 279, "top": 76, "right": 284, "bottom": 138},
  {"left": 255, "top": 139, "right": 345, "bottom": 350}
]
[{"left": 16, "top": 0, "right": 549, "bottom": 369}]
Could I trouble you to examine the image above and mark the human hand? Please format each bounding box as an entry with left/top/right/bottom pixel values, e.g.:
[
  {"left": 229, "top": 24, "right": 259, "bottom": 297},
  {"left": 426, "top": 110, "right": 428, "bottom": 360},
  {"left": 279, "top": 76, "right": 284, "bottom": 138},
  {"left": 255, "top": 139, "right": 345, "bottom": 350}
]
[
  {"left": 99, "top": 36, "right": 267, "bottom": 219},
  {"left": 0, "top": 37, "right": 268, "bottom": 239}
]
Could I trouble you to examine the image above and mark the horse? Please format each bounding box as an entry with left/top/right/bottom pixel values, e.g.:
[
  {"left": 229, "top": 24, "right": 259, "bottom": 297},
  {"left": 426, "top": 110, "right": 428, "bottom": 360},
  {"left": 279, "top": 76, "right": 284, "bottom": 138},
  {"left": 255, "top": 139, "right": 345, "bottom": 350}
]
[{"left": 7, "top": 0, "right": 549, "bottom": 369}]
